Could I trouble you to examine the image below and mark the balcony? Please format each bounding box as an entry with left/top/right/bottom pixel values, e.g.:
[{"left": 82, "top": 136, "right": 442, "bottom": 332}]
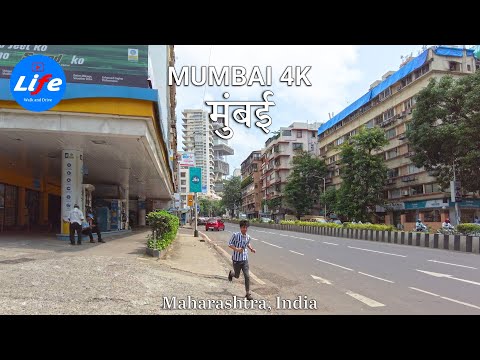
[
  {"left": 213, "top": 143, "right": 234, "bottom": 156},
  {"left": 401, "top": 175, "right": 416, "bottom": 182}
]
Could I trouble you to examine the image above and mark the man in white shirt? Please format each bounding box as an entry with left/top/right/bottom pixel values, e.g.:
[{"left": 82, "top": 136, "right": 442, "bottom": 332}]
[{"left": 68, "top": 204, "right": 85, "bottom": 245}]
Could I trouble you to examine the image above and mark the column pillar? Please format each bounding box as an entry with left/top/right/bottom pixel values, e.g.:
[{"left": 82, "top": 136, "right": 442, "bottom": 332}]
[{"left": 61, "top": 149, "right": 83, "bottom": 235}]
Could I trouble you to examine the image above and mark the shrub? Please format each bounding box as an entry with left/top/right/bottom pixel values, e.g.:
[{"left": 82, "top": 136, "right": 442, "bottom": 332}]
[
  {"left": 146, "top": 210, "right": 179, "bottom": 250},
  {"left": 456, "top": 223, "right": 480, "bottom": 236}
]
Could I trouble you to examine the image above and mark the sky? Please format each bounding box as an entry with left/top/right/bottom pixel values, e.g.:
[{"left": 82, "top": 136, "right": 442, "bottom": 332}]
[{"left": 172, "top": 45, "right": 434, "bottom": 174}]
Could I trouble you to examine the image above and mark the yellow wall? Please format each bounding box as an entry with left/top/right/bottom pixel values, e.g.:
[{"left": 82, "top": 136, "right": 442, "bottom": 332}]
[{"left": 0, "top": 98, "right": 154, "bottom": 117}]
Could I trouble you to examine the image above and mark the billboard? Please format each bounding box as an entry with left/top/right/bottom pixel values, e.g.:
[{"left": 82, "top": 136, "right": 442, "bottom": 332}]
[
  {"left": 189, "top": 167, "right": 202, "bottom": 193},
  {"left": 178, "top": 153, "right": 195, "bottom": 167},
  {"left": 0, "top": 45, "right": 149, "bottom": 88}
]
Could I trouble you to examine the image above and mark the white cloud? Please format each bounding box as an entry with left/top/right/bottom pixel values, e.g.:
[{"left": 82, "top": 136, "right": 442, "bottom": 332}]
[{"left": 174, "top": 45, "right": 363, "bottom": 173}]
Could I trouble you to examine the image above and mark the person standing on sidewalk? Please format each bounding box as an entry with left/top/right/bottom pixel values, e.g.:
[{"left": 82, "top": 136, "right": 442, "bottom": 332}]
[
  {"left": 228, "top": 219, "right": 256, "bottom": 300},
  {"left": 68, "top": 204, "right": 85, "bottom": 245}
]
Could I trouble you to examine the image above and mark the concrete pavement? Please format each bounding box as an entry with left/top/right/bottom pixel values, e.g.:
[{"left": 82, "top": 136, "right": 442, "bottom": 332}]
[{"left": 0, "top": 225, "right": 278, "bottom": 314}]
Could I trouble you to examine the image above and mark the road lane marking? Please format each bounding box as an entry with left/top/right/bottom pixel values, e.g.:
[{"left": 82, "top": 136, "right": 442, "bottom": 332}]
[
  {"left": 316, "top": 259, "right": 353, "bottom": 271},
  {"left": 440, "top": 297, "right": 480, "bottom": 310},
  {"left": 409, "top": 287, "right": 480, "bottom": 310},
  {"left": 323, "top": 241, "right": 339, "bottom": 246},
  {"left": 311, "top": 274, "right": 332, "bottom": 285},
  {"left": 261, "top": 241, "right": 283, "bottom": 249},
  {"left": 427, "top": 260, "right": 477, "bottom": 270},
  {"left": 346, "top": 291, "right": 385, "bottom": 307},
  {"left": 416, "top": 269, "right": 480, "bottom": 286},
  {"left": 409, "top": 287, "right": 439, "bottom": 297},
  {"left": 358, "top": 272, "right": 394, "bottom": 283},
  {"left": 289, "top": 250, "right": 304, "bottom": 256},
  {"left": 347, "top": 246, "right": 407, "bottom": 257}
]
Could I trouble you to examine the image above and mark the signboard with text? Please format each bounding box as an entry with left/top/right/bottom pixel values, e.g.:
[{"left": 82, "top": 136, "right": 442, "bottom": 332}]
[
  {"left": 0, "top": 45, "right": 149, "bottom": 88},
  {"left": 189, "top": 167, "right": 202, "bottom": 193},
  {"left": 178, "top": 153, "right": 195, "bottom": 167}
]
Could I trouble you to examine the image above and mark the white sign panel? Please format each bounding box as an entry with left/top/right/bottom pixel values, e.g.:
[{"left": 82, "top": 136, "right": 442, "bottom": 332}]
[{"left": 179, "top": 153, "right": 195, "bottom": 167}]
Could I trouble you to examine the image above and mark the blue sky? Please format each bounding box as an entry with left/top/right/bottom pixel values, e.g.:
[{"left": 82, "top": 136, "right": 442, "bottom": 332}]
[{"left": 173, "top": 45, "right": 433, "bottom": 174}]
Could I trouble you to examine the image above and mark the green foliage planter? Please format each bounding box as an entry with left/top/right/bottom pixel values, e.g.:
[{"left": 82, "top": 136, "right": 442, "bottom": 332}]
[
  {"left": 146, "top": 210, "right": 180, "bottom": 256},
  {"left": 146, "top": 247, "right": 161, "bottom": 258}
]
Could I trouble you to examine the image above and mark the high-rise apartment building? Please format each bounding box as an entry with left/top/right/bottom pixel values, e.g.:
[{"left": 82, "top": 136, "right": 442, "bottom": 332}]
[
  {"left": 181, "top": 109, "right": 214, "bottom": 195},
  {"left": 261, "top": 121, "right": 322, "bottom": 221},
  {"left": 212, "top": 122, "right": 234, "bottom": 195},
  {"left": 317, "top": 46, "right": 479, "bottom": 230}
]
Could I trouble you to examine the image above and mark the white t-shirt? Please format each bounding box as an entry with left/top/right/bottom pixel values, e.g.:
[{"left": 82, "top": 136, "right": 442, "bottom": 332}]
[{"left": 68, "top": 208, "right": 85, "bottom": 225}]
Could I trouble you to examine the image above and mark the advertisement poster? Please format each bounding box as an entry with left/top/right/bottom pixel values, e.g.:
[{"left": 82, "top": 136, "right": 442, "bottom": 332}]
[{"left": 0, "top": 45, "right": 149, "bottom": 87}]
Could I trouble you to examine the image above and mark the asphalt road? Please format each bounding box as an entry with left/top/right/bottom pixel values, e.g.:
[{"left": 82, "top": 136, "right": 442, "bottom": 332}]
[{"left": 202, "top": 223, "right": 480, "bottom": 314}]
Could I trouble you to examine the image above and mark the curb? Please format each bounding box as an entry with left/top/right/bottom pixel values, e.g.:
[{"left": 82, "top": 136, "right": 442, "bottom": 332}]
[{"left": 198, "top": 230, "right": 266, "bottom": 285}]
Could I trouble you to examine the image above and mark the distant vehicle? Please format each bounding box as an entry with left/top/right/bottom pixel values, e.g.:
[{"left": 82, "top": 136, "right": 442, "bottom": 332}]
[
  {"left": 260, "top": 217, "right": 271, "bottom": 223},
  {"left": 205, "top": 218, "right": 225, "bottom": 231},
  {"left": 197, "top": 217, "right": 207, "bottom": 225}
]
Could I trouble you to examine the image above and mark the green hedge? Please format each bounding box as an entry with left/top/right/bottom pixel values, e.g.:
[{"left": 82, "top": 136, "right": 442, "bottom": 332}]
[
  {"left": 279, "top": 220, "right": 395, "bottom": 231},
  {"left": 146, "top": 210, "right": 179, "bottom": 250},
  {"left": 456, "top": 223, "right": 480, "bottom": 236}
]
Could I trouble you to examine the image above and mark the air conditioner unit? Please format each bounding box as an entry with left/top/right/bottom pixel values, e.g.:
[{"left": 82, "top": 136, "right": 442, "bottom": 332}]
[{"left": 402, "top": 190, "right": 409, "bottom": 196}]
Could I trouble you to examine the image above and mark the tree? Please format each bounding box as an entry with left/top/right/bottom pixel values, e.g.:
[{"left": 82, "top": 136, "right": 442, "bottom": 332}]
[
  {"left": 221, "top": 176, "right": 242, "bottom": 218},
  {"left": 406, "top": 73, "right": 480, "bottom": 192},
  {"left": 336, "top": 126, "right": 388, "bottom": 222},
  {"left": 284, "top": 151, "right": 328, "bottom": 219}
]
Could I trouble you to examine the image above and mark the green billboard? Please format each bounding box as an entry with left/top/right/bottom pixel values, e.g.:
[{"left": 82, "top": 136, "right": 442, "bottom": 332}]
[
  {"left": 0, "top": 45, "right": 149, "bottom": 88},
  {"left": 189, "top": 167, "right": 202, "bottom": 193}
]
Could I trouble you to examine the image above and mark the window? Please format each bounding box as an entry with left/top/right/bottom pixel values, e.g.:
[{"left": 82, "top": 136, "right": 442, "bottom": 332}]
[
  {"left": 336, "top": 137, "right": 345, "bottom": 146},
  {"left": 296, "top": 130, "right": 302, "bottom": 138},
  {"left": 403, "top": 98, "right": 413, "bottom": 111},
  {"left": 180, "top": 172, "right": 186, "bottom": 178},
  {"left": 386, "top": 148, "right": 398, "bottom": 160},
  {"left": 383, "top": 107, "right": 395, "bottom": 121},
  {"left": 387, "top": 168, "right": 399, "bottom": 178},
  {"left": 424, "top": 183, "right": 441, "bottom": 193},
  {"left": 180, "top": 187, "right": 187, "bottom": 193},
  {"left": 467, "top": 64, "right": 471, "bottom": 72},
  {"left": 389, "top": 189, "right": 401, "bottom": 199},
  {"left": 181, "top": 195, "right": 186, "bottom": 201},
  {"left": 181, "top": 180, "right": 186, "bottom": 185},
  {"left": 282, "top": 130, "right": 291, "bottom": 136},
  {"left": 292, "top": 143, "right": 303, "bottom": 151},
  {"left": 385, "top": 128, "right": 396, "bottom": 139},
  {"left": 365, "top": 120, "right": 374, "bottom": 129},
  {"left": 448, "top": 61, "right": 460, "bottom": 71},
  {"left": 407, "top": 164, "right": 422, "bottom": 174},
  {"left": 410, "top": 185, "right": 423, "bottom": 195},
  {"left": 312, "top": 131, "right": 316, "bottom": 138},
  {"left": 423, "top": 210, "right": 441, "bottom": 222}
]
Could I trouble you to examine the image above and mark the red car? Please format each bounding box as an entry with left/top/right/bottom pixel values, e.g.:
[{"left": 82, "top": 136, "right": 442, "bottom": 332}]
[{"left": 205, "top": 218, "right": 225, "bottom": 231}]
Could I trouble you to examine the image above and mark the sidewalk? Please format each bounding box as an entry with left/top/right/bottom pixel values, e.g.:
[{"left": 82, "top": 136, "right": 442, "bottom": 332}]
[{"left": 0, "top": 226, "right": 275, "bottom": 314}]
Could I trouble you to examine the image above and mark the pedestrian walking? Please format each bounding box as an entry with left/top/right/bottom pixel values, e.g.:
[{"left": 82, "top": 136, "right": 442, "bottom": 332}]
[
  {"left": 68, "top": 204, "right": 85, "bottom": 245},
  {"left": 227, "top": 219, "right": 256, "bottom": 300}
]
